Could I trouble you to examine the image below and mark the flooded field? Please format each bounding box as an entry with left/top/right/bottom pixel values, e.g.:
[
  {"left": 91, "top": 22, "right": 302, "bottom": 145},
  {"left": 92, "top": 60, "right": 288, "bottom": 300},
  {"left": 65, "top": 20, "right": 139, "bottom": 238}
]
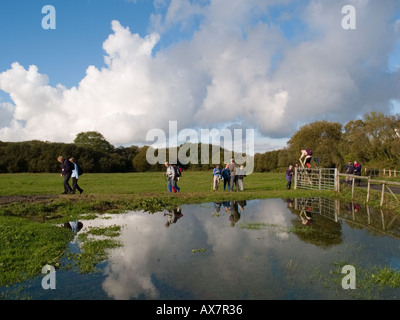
[{"left": 1, "top": 197, "right": 400, "bottom": 300}]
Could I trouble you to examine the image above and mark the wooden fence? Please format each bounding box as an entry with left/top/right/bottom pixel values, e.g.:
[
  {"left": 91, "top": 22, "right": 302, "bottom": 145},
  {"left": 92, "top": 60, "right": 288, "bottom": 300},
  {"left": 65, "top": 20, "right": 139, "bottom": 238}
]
[
  {"left": 336, "top": 173, "right": 400, "bottom": 206},
  {"left": 364, "top": 168, "right": 400, "bottom": 178}
]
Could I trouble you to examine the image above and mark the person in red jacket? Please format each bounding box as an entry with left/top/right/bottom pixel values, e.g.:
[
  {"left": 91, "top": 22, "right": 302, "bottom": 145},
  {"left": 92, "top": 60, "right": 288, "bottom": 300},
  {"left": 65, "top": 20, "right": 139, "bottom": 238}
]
[{"left": 353, "top": 161, "right": 362, "bottom": 186}]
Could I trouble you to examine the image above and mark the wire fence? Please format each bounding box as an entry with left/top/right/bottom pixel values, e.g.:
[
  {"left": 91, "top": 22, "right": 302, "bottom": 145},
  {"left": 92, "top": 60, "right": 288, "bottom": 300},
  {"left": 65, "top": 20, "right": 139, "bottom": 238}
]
[{"left": 294, "top": 167, "right": 338, "bottom": 191}]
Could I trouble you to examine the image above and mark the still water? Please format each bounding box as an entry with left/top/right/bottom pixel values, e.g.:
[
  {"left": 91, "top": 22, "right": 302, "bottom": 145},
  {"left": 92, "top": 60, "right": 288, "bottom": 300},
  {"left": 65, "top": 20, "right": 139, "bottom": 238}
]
[{"left": 2, "top": 198, "right": 400, "bottom": 300}]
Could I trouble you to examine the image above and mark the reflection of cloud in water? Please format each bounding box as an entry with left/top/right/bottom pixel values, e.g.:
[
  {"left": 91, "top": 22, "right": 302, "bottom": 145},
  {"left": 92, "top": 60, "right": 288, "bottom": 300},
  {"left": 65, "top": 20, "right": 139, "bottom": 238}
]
[
  {"left": 101, "top": 213, "right": 169, "bottom": 300},
  {"left": 242, "top": 199, "right": 291, "bottom": 240},
  {"left": 97, "top": 199, "right": 296, "bottom": 300}
]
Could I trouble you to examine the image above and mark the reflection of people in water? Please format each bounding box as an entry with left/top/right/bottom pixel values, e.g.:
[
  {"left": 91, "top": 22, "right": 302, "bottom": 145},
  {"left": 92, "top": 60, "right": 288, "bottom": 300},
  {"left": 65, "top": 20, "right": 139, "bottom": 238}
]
[
  {"left": 238, "top": 200, "right": 247, "bottom": 212},
  {"left": 214, "top": 202, "right": 222, "bottom": 213},
  {"left": 62, "top": 220, "right": 83, "bottom": 233},
  {"left": 164, "top": 207, "right": 183, "bottom": 227},
  {"left": 229, "top": 201, "right": 241, "bottom": 227},
  {"left": 286, "top": 198, "right": 294, "bottom": 208},
  {"left": 223, "top": 201, "right": 231, "bottom": 212},
  {"left": 345, "top": 202, "right": 361, "bottom": 213},
  {"left": 300, "top": 208, "right": 313, "bottom": 225}
]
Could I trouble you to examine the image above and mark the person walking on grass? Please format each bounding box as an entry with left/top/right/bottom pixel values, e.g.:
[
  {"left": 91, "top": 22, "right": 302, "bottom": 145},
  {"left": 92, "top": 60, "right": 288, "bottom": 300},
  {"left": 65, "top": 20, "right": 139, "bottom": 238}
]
[
  {"left": 163, "top": 162, "right": 179, "bottom": 193},
  {"left": 69, "top": 157, "right": 84, "bottom": 194},
  {"left": 57, "top": 156, "right": 73, "bottom": 194},
  {"left": 172, "top": 164, "right": 181, "bottom": 193}
]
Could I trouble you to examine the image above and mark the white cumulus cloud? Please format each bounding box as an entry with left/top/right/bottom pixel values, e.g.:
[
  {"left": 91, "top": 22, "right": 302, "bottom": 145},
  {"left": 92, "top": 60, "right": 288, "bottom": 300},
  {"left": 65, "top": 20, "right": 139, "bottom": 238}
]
[{"left": 0, "top": 0, "right": 399, "bottom": 148}]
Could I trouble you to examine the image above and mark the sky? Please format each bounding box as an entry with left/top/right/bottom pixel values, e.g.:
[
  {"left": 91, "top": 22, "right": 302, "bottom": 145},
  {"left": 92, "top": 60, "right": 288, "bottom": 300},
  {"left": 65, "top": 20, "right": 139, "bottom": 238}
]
[{"left": 1, "top": 0, "right": 400, "bottom": 154}]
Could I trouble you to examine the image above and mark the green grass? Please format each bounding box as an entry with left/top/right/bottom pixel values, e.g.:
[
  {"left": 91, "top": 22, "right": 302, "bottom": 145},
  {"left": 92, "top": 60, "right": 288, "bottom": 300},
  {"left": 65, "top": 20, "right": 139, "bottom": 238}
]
[
  {"left": 0, "top": 171, "right": 398, "bottom": 290},
  {"left": 0, "top": 171, "right": 333, "bottom": 219},
  {"left": 67, "top": 225, "right": 123, "bottom": 274},
  {"left": 0, "top": 171, "right": 329, "bottom": 197},
  {"left": 0, "top": 216, "right": 73, "bottom": 286}
]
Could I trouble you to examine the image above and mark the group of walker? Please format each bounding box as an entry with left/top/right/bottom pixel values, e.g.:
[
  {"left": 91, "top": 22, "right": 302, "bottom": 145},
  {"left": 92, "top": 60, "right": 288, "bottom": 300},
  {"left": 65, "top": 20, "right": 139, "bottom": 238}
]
[
  {"left": 57, "top": 156, "right": 84, "bottom": 195},
  {"left": 59, "top": 148, "right": 362, "bottom": 195},
  {"left": 212, "top": 159, "right": 246, "bottom": 192},
  {"left": 163, "top": 158, "right": 247, "bottom": 193}
]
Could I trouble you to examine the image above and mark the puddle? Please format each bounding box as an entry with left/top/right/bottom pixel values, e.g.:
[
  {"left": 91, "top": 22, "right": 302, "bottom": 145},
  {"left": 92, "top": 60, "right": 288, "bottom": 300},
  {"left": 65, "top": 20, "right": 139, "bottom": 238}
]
[{"left": 1, "top": 198, "right": 400, "bottom": 300}]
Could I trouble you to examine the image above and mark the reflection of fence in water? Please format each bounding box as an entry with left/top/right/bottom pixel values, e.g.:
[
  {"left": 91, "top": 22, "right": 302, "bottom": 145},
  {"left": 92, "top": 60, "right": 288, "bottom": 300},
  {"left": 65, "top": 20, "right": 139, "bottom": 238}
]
[
  {"left": 294, "top": 197, "right": 337, "bottom": 221},
  {"left": 294, "top": 168, "right": 337, "bottom": 191},
  {"left": 293, "top": 197, "right": 400, "bottom": 239}
]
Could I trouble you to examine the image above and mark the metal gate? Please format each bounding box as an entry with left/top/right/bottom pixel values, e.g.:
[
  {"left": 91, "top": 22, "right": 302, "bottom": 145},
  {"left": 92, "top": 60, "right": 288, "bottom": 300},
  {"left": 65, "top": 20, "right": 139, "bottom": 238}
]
[{"left": 294, "top": 168, "right": 338, "bottom": 191}]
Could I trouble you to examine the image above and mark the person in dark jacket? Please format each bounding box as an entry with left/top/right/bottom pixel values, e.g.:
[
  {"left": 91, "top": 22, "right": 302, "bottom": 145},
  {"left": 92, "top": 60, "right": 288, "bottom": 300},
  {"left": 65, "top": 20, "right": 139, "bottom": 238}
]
[
  {"left": 57, "top": 156, "right": 73, "bottom": 194},
  {"left": 344, "top": 160, "right": 354, "bottom": 186},
  {"left": 221, "top": 164, "right": 231, "bottom": 191},
  {"left": 286, "top": 165, "right": 294, "bottom": 190},
  {"left": 353, "top": 161, "right": 362, "bottom": 186}
]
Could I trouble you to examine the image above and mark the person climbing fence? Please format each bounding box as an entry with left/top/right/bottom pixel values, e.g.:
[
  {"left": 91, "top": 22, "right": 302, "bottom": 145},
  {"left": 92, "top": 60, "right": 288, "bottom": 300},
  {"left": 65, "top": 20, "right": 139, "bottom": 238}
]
[{"left": 299, "top": 148, "right": 313, "bottom": 168}]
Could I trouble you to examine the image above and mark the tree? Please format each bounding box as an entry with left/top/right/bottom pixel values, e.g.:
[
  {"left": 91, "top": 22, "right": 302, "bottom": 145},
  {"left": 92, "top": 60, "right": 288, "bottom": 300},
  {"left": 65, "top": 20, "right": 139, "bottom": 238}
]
[
  {"left": 340, "top": 119, "right": 371, "bottom": 165},
  {"left": 73, "top": 131, "right": 114, "bottom": 153},
  {"left": 287, "top": 120, "right": 343, "bottom": 168},
  {"left": 132, "top": 146, "right": 152, "bottom": 172}
]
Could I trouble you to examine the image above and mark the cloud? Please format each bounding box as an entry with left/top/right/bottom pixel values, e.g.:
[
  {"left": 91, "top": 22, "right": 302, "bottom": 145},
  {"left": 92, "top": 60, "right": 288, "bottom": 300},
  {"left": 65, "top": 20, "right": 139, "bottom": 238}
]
[{"left": 0, "top": 0, "right": 399, "bottom": 147}]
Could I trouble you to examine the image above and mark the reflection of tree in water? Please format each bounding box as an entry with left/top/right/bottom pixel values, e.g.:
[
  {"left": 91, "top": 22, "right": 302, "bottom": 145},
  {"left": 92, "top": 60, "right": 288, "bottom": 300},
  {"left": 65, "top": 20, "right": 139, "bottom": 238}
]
[{"left": 287, "top": 199, "right": 343, "bottom": 249}]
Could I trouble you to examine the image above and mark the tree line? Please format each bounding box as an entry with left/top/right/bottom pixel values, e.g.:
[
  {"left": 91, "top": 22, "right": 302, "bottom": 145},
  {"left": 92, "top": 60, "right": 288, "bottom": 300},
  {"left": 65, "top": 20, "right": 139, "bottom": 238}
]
[
  {"left": 0, "top": 131, "right": 246, "bottom": 173},
  {"left": 0, "top": 112, "right": 399, "bottom": 174},
  {"left": 255, "top": 112, "right": 400, "bottom": 172}
]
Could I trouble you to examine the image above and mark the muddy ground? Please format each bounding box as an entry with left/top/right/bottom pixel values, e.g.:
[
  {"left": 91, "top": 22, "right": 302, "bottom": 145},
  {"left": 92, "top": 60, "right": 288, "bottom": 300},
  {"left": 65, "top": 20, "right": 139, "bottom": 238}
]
[{"left": 0, "top": 195, "right": 58, "bottom": 205}]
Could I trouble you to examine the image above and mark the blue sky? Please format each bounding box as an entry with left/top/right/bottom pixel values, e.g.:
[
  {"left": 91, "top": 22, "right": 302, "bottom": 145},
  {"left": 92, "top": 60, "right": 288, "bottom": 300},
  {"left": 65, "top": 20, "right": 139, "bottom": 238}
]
[
  {"left": 0, "top": 0, "right": 154, "bottom": 88},
  {"left": 1, "top": 0, "right": 400, "bottom": 152}
]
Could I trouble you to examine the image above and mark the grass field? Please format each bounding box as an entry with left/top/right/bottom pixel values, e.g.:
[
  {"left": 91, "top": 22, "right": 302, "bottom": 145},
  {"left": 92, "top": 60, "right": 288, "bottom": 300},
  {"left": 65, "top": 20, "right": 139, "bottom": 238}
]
[
  {"left": 0, "top": 171, "right": 334, "bottom": 208},
  {"left": 0, "top": 170, "right": 328, "bottom": 195},
  {"left": 0, "top": 171, "right": 333, "bottom": 287},
  {"left": 0, "top": 171, "right": 340, "bottom": 226},
  {"left": 0, "top": 171, "right": 398, "bottom": 289}
]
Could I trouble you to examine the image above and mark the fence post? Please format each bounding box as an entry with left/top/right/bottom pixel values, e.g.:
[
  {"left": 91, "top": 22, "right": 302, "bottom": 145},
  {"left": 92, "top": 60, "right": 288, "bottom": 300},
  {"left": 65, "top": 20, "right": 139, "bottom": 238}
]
[
  {"left": 334, "top": 169, "right": 339, "bottom": 192},
  {"left": 294, "top": 167, "right": 298, "bottom": 190},
  {"left": 319, "top": 168, "right": 322, "bottom": 190},
  {"left": 367, "top": 179, "right": 371, "bottom": 203},
  {"left": 380, "top": 184, "right": 385, "bottom": 206}
]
